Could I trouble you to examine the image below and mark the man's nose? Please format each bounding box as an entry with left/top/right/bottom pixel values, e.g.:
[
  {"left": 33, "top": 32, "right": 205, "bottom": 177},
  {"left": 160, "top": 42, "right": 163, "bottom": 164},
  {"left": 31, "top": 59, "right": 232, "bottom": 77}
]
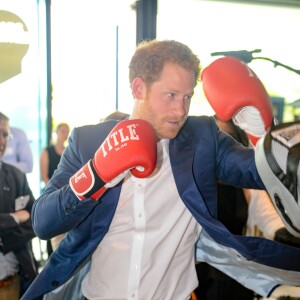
[{"left": 172, "top": 98, "right": 187, "bottom": 116}]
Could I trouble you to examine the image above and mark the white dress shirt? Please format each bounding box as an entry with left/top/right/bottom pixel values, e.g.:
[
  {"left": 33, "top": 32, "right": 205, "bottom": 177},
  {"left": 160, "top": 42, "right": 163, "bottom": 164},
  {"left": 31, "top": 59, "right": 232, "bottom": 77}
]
[{"left": 82, "top": 140, "right": 201, "bottom": 300}]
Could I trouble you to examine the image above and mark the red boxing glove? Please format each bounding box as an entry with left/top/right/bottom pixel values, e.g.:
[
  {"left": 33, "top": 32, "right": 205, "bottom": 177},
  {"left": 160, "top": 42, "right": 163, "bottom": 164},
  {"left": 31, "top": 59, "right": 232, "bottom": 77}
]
[
  {"left": 70, "top": 119, "right": 157, "bottom": 200},
  {"left": 201, "top": 56, "right": 273, "bottom": 146}
]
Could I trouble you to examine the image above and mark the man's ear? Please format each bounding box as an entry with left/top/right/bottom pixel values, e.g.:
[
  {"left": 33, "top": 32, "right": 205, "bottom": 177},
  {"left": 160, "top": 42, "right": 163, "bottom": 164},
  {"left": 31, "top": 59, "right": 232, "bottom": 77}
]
[{"left": 132, "top": 77, "right": 146, "bottom": 100}]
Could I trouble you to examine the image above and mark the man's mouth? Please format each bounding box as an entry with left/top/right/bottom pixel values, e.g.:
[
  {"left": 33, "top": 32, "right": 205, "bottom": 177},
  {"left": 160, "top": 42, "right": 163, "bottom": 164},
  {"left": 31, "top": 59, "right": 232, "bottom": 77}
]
[{"left": 167, "top": 120, "right": 182, "bottom": 128}]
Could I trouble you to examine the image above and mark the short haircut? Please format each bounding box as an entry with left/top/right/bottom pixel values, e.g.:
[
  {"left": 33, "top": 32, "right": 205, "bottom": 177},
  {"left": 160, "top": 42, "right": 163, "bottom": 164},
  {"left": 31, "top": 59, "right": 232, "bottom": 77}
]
[{"left": 129, "top": 40, "right": 201, "bottom": 88}]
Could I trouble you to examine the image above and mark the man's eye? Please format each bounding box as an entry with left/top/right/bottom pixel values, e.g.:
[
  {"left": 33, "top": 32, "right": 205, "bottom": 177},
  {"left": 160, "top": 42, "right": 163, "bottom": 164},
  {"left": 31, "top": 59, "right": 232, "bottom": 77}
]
[
  {"left": 184, "top": 95, "right": 192, "bottom": 101},
  {"left": 167, "top": 92, "right": 175, "bottom": 98}
]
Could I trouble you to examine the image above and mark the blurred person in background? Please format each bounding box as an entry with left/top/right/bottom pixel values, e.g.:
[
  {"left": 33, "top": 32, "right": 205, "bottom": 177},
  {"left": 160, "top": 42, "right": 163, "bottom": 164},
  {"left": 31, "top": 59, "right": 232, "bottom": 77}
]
[
  {"left": 0, "top": 112, "right": 37, "bottom": 299},
  {"left": 40, "top": 122, "right": 70, "bottom": 186},
  {"left": 2, "top": 124, "right": 33, "bottom": 174}
]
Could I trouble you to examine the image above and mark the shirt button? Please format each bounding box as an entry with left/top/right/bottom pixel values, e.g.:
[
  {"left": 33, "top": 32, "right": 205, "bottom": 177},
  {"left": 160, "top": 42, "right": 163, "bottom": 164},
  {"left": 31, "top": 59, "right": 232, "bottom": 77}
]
[{"left": 138, "top": 213, "right": 142, "bottom": 218}]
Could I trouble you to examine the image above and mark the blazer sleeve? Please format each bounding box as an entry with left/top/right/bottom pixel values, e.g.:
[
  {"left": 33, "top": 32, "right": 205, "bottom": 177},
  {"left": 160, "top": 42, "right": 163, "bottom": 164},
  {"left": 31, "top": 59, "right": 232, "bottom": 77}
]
[{"left": 31, "top": 123, "right": 115, "bottom": 240}]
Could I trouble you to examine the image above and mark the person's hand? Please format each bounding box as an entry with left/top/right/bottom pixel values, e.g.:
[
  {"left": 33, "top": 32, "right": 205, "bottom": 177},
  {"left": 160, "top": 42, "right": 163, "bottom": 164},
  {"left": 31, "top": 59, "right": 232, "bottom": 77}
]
[
  {"left": 70, "top": 119, "right": 157, "bottom": 201},
  {"left": 270, "top": 285, "right": 300, "bottom": 298},
  {"left": 10, "top": 210, "right": 30, "bottom": 223},
  {"left": 201, "top": 56, "right": 273, "bottom": 146}
]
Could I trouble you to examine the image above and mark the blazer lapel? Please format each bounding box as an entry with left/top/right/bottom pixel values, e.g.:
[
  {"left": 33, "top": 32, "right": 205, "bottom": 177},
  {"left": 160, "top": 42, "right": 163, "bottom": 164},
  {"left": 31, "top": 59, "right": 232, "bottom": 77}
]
[{"left": 169, "top": 121, "right": 255, "bottom": 258}]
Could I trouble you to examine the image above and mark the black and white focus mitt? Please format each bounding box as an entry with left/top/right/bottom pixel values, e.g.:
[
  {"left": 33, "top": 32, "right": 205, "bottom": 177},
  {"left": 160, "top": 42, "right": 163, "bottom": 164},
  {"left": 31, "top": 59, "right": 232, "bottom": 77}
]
[{"left": 255, "top": 122, "right": 300, "bottom": 238}]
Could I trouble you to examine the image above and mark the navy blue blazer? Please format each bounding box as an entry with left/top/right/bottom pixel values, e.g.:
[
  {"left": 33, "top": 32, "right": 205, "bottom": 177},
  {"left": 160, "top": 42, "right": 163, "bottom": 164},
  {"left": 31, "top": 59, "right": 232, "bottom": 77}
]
[{"left": 22, "top": 116, "right": 300, "bottom": 300}]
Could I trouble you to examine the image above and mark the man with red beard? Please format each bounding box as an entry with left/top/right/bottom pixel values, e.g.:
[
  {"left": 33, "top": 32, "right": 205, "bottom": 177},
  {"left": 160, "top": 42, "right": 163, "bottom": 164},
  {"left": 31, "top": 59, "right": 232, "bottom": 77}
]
[
  {"left": 22, "top": 40, "right": 300, "bottom": 300},
  {"left": 0, "top": 112, "right": 37, "bottom": 299}
]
